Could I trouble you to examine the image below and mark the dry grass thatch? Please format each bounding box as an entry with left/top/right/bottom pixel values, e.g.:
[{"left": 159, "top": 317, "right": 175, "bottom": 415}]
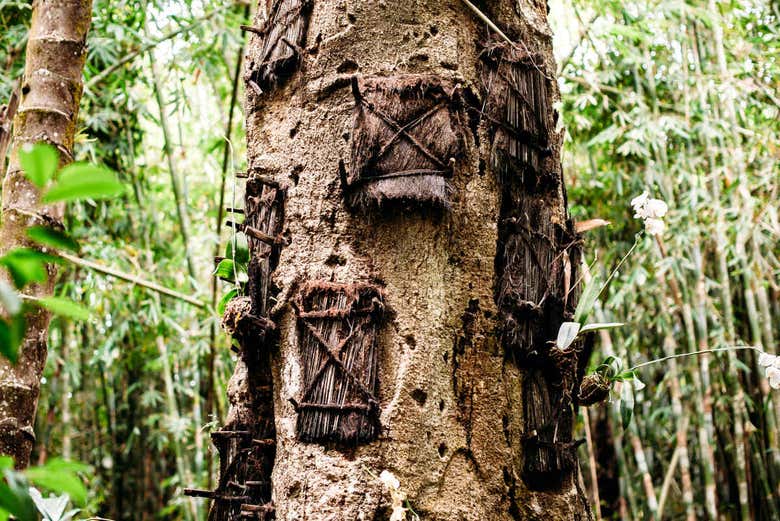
[
  {"left": 293, "top": 281, "right": 385, "bottom": 444},
  {"left": 345, "top": 74, "right": 466, "bottom": 210}
]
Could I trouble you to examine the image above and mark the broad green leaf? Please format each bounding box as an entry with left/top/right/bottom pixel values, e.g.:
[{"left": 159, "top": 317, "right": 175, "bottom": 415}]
[
  {"left": 574, "top": 273, "right": 601, "bottom": 323},
  {"left": 26, "top": 226, "right": 79, "bottom": 253},
  {"left": 0, "top": 457, "right": 14, "bottom": 471},
  {"left": 580, "top": 322, "right": 624, "bottom": 334},
  {"left": 0, "top": 248, "right": 58, "bottom": 289},
  {"left": 26, "top": 459, "right": 89, "bottom": 506},
  {"left": 0, "top": 282, "right": 21, "bottom": 315},
  {"left": 620, "top": 381, "right": 635, "bottom": 430},
  {"left": 36, "top": 297, "right": 91, "bottom": 321},
  {"left": 556, "top": 322, "right": 580, "bottom": 350},
  {"left": 225, "top": 236, "right": 249, "bottom": 265},
  {"left": 213, "top": 259, "right": 235, "bottom": 280},
  {"left": 0, "top": 470, "right": 36, "bottom": 521},
  {"left": 0, "top": 315, "right": 25, "bottom": 363},
  {"left": 217, "top": 288, "right": 238, "bottom": 316},
  {"left": 18, "top": 143, "right": 58, "bottom": 188},
  {"left": 43, "top": 163, "right": 125, "bottom": 203}
]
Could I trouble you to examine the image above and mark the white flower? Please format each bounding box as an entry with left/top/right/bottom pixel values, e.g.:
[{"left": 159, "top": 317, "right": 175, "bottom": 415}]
[
  {"left": 644, "top": 218, "right": 665, "bottom": 236},
  {"left": 766, "top": 366, "right": 780, "bottom": 389},
  {"left": 759, "top": 352, "right": 776, "bottom": 367},
  {"left": 390, "top": 506, "right": 409, "bottom": 521},
  {"left": 630, "top": 191, "right": 649, "bottom": 214},
  {"left": 379, "top": 470, "right": 409, "bottom": 520},
  {"left": 631, "top": 190, "right": 669, "bottom": 236},
  {"left": 379, "top": 470, "right": 400, "bottom": 490},
  {"left": 644, "top": 199, "right": 668, "bottom": 218}
]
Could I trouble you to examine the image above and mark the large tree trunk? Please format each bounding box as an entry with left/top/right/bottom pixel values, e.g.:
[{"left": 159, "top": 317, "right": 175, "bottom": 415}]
[
  {"left": 0, "top": 0, "right": 92, "bottom": 468},
  {"left": 210, "top": 1, "right": 590, "bottom": 519}
]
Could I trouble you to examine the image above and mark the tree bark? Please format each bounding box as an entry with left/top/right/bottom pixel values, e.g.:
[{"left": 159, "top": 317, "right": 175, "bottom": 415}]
[
  {"left": 0, "top": 0, "right": 92, "bottom": 468},
  {"left": 212, "top": 1, "right": 590, "bottom": 519}
]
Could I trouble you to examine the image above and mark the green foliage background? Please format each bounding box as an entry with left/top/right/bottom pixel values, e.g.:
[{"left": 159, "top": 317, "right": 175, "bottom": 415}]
[{"left": 0, "top": 0, "right": 778, "bottom": 519}]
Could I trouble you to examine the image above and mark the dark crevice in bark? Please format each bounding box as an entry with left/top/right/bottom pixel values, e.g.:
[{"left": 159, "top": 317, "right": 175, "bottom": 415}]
[{"left": 451, "top": 298, "right": 480, "bottom": 450}]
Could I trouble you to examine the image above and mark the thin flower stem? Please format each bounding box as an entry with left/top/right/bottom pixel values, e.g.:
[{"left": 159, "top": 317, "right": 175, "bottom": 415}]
[
  {"left": 595, "top": 234, "right": 641, "bottom": 303},
  {"left": 630, "top": 346, "right": 760, "bottom": 372}
]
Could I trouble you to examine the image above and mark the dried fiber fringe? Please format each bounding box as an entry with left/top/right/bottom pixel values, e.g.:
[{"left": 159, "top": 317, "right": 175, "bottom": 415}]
[
  {"left": 347, "top": 74, "right": 465, "bottom": 209},
  {"left": 246, "top": 0, "right": 312, "bottom": 92},
  {"left": 295, "top": 282, "right": 384, "bottom": 444},
  {"left": 345, "top": 174, "right": 453, "bottom": 211}
]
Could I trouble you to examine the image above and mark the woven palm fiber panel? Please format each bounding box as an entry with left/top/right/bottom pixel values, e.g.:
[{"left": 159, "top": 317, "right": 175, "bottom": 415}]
[
  {"left": 294, "top": 282, "right": 384, "bottom": 444},
  {"left": 480, "top": 40, "right": 585, "bottom": 490},
  {"left": 246, "top": 0, "right": 312, "bottom": 92},
  {"left": 345, "top": 75, "right": 466, "bottom": 210},
  {"left": 205, "top": 179, "right": 285, "bottom": 521}
]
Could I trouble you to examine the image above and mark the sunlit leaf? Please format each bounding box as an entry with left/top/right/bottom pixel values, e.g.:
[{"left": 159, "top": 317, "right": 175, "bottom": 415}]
[
  {"left": 217, "top": 288, "right": 238, "bottom": 316},
  {"left": 574, "top": 273, "right": 601, "bottom": 323},
  {"left": 213, "top": 259, "right": 235, "bottom": 280},
  {"left": 0, "top": 248, "right": 58, "bottom": 289},
  {"left": 36, "top": 297, "right": 91, "bottom": 321},
  {"left": 556, "top": 322, "right": 580, "bottom": 350},
  {"left": 580, "top": 322, "right": 624, "bottom": 334},
  {"left": 43, "top": 163, "right": 125, "bottom": 203},
  {"left": 18, "top": 143, "right": 58, "bottom": 188},
  {"left": 620, "top": 381, "right": 635, "bottom": 430},
  {"left": 0, "top": 469, "right": 36, "bottom": 521}
]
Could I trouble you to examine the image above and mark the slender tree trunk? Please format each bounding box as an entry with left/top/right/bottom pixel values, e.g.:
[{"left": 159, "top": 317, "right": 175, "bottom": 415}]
[
  {"left": 207, "top": 1, "right": 590, "bottom": 519},
  {"left": 0, "top": 0, "right": 92, "bottom": 468}
]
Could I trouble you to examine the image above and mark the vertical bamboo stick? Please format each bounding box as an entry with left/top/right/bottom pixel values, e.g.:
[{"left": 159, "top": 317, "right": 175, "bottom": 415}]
[{"left": 149, "top": 53, "right": 197, "bottom": 283}]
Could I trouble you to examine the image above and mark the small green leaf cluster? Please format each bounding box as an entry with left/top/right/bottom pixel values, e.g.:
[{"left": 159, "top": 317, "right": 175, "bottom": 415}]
[
  {"left": 0, "top": 144, "right": 126, "bottom": 361},
  {"left": 214, "top": 234, "right": 249, "bottom": 315}
]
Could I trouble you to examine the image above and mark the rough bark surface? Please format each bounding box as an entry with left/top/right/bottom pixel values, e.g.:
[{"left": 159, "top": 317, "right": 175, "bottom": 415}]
[
  {"left": 0, "top": 0, "right": 92, "bottom": 469},
  {"left": 229, "top": 0, "right": 589, "bottom": 519}
]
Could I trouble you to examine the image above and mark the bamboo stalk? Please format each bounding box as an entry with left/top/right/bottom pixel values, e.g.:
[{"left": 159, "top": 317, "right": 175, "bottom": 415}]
[
  {"left": 157, "top": 336, "right": 197, "bottom": 521},
  {"left": 148, "top": 51, "right": 197, "bottom": 282},
  {"left": 57, "top": 252, "right": 205, "bottom": 308},
  {"left": 654, "top": 237, "right": 719, "bottom": 520}
]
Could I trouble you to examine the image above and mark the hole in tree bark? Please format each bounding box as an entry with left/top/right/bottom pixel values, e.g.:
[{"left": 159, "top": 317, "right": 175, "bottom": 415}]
[{"left": 411, "top": 389, "right": 427, "bottom": 406}]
